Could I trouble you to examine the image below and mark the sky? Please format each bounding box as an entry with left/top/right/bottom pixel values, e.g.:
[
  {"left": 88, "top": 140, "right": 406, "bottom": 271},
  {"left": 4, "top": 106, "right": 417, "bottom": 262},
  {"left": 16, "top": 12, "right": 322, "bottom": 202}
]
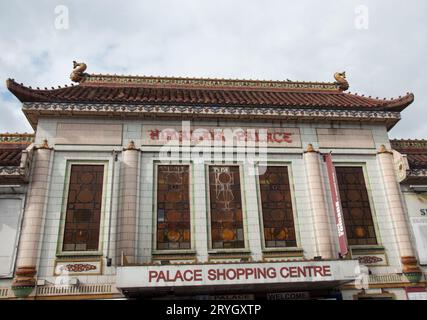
[{"left": 0, "top": 0, "right": 426, "bottom": 138}]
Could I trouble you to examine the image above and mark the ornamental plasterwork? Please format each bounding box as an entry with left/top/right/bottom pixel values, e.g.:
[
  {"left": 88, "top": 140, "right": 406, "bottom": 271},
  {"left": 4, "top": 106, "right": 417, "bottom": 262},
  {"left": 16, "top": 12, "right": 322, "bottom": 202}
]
[
  {"left": 0, "top": 166, "right": 29, "bottom": 183},
  {"left": 0, "top": 166, "right": 23, "bottom": 175},
  {"left": 85, "top": 74, "right": 340, "bottom": 91},
  {"left": 23, "top": 102, "right": 401, "bottom": 122},
  {"left": 408, "top": 168, "right": 427, "bottom": 177},
  {"left": 0, "top": 133, "right": 34, "bottom": 144},
  {"left": 391, "top": 140, "right": 427, "bottom": 149},
  {"left": 69, "top": 61, "right": 344, "bottom": 90},
  {"left": 392, "top": 150, "right": 410, "bottom": 182}
]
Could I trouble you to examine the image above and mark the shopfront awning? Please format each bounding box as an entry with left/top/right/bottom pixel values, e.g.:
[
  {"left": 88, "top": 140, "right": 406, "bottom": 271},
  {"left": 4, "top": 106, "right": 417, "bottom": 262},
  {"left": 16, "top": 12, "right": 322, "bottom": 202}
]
[{"left": 116, "top": 260, "right": 359, "bottom": 298}]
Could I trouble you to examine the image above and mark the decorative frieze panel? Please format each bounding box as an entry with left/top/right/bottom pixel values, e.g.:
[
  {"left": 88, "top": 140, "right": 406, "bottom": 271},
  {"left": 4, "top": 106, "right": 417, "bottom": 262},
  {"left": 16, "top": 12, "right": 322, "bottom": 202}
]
[
  {"left": 36, "top": 283, "right": 115, "bottom": 297},
  {"left": 317, "top": 129, "right": 375, "bottom": 149},
  {"left": 54, "top": 258, "right": 102, "bottom": 276},
  {"left": 56, "top": 123, "right": 123, "bottom": 145},
  {"left": 354, "top": 255, "right": 386, "bottom": 266},
  {"left": 350, "top": 247, "right": 388, "bottom": 266}
]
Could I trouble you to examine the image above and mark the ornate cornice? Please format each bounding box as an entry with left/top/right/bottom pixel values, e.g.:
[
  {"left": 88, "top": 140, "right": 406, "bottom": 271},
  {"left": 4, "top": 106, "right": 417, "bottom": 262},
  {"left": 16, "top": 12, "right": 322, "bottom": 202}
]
[
  {"left": 0, "top": 166, "right": 23, "bottom": 175},
  {"left": 22, "top": 102, "right": 401, "bottom": 129},
  {"left": 0, "top": 165, "right": 28, "bottom": 184},
  {"left": 407, "top": 168, "right": 427, "bottom": 177}
]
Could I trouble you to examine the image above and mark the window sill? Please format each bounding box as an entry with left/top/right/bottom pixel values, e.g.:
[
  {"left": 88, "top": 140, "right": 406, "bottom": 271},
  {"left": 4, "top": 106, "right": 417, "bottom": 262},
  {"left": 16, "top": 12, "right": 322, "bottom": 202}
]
[
  {"left": 208, "top": 249, "right": 251, "bottom": 255},
  {"left": 152, "top": 250, "right": 197, "bottom": 256},
  {"left": 262, "top": 247, "right": 304, "bottom": 253},
  {"left": 262, "top": 247, "right": 304, "bottom": 257},
  {"left": 349, "top": 245, "right": 385, "bottom": 253},
  {"left": 56, "top": 251, "right": 103, "bottom": 258}
]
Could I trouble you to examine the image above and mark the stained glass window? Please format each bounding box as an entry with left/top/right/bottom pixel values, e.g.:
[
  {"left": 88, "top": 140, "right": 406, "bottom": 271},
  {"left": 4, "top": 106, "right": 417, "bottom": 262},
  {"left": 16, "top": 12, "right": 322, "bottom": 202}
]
[
  {"left": 259, "top": 166, "right": 297, "bottom": 248},
  {"left": 63, "top": 165, "right": 104, "bottom": 252},
  {"left": 209, "top": 166, "right": 244, "bottom": 249},
  {"left": 335, "top": 166, "right": 377, "bottom": 246},
  {"left": 156, "top": 165, "right": 191, "bottom": 250}
]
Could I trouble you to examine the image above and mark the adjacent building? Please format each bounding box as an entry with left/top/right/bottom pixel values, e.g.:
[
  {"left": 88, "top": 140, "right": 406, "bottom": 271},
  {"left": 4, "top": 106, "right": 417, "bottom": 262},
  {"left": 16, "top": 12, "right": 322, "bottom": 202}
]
[
  {"left": 0, "top": 133, "right": 33, "bottom": 280},
  {"left": 391, "top": 139, "right": 427, "bottom": 299},
  {"left": 0, "top": 63, "right": 425, "bottom": 299}
]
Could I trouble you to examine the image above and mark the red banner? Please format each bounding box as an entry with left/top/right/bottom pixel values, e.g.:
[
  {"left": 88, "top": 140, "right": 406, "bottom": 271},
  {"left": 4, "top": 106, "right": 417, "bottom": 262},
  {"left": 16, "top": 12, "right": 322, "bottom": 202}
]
[{"left": 324, "top": 153, "right": 348, "bottom": 256}]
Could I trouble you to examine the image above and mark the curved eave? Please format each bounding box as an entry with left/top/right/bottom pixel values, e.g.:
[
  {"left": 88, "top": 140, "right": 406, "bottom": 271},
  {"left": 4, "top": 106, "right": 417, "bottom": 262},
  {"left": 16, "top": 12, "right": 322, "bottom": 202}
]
[
  {"left": 6, "top": 78, "right": 414, "bottom": 114},
  {"left": 380, "top": 93, "right": 415, "bottom": 112},
  {"left": 6, "top": 79, "right": 48, "bottom": 102}
]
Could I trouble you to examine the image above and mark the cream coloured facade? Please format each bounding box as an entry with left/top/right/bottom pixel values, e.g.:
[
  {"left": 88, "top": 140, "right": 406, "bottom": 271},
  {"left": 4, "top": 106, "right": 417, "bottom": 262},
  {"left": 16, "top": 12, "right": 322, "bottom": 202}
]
[{"left": 0, "top": 66, "right": 425, "bottom": 299}]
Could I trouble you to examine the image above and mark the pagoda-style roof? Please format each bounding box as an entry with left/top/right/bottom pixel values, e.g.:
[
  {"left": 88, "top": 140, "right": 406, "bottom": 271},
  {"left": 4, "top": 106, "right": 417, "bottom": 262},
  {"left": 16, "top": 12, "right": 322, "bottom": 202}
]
[
  {"left": 391, "top": 139, "right": 427, "bottom": 184},
  {"left": 0, "top": 133, "right": 34, "bottom": 184},
  {"left": 391, "top": 139, "right": 427, "bottom": 170},
  {"left": 0, "top": 133, "right": 34, "bottom": 166},
  {"left": 6, "top": 69, "right": 414, "bottom": 111},
  {"left": 5, "top": 63, "right": 415, "bottom": 129}
]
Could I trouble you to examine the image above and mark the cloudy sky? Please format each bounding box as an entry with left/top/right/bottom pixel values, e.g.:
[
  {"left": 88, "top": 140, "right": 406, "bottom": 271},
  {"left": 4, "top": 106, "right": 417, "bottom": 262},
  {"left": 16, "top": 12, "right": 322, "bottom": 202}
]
[{"left": 0, "top": 0, "right": 426, "bottom": 138}]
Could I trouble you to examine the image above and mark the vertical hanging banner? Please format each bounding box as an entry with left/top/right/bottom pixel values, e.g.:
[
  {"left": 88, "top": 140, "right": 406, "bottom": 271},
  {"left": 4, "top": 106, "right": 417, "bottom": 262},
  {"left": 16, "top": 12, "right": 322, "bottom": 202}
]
[{"left": 324, "top": 153, "right": 348, "bottom": 256}]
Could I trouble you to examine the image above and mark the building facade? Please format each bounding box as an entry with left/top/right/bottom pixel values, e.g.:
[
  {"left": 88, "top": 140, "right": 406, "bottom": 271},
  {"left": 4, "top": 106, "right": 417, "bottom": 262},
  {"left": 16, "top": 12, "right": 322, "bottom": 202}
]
[
  {"left": 0, "top": 63, "right": 425, "bottom": 300},
  {"left": 391, "top": 140, "right": 427, "bottom": 299}
]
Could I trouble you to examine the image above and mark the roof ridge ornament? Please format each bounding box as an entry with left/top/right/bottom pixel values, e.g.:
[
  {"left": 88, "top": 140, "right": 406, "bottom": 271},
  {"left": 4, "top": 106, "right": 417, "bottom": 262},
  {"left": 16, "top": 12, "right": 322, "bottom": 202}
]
[
  {"left": 334, "top": 71, "right": 349, "bottom": 91},
  {"left": 84, "top": 73, "right": 340, "bottom": 91},
  {"left": 70, "top": 61, "right": 88, "bottom": 83}
]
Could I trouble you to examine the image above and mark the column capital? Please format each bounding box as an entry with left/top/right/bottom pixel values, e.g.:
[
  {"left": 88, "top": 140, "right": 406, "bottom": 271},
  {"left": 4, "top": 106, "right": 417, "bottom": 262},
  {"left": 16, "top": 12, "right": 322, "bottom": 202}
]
[
  {"left": 303, "top": 143, "right": 319, "bottom": 154},
  {"left": 123, "top": 140, "right": 140, "bottom": 151},
  {"left": 34, "top": 139, "right": 53, "bottom": 150},
  {"left": 377, "top": 144, "right": 393, "bottom": 155}
]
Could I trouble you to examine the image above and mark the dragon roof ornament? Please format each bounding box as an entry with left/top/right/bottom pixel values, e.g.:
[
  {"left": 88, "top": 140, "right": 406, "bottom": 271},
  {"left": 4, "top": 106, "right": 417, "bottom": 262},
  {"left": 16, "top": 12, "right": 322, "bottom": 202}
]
[
  {"left": 334, "top": 71, "right": 349, "bottom": 91},
  {"left": 70, "top": 61, "right": 88, "bottom": 83}
]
